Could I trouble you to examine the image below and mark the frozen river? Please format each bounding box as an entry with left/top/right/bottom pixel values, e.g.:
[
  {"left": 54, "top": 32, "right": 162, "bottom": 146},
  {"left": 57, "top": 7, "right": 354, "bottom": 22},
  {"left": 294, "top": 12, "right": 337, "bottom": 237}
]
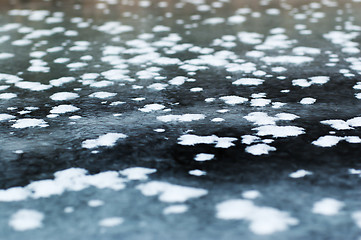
[{"left": 0, "top": 0, "right": 361, "bottom": 239}]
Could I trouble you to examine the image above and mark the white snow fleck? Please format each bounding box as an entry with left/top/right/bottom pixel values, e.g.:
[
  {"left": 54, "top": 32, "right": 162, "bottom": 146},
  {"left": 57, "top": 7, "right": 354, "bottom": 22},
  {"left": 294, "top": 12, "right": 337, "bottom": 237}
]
[
  {"left": 99, "top": 217, "right": 124, "bottom": 227},
  {"left": 245, "top": 144, "right": 276, "bottom": 155},
  {"left": 194, "top": 153, "right": 215, "bottom": 162},
  {"left": 312, "top": 135, "right": 343, "bottom": 147},
  {"left": 0, "top": 93, "right": 17, "bottom": 99},
  {"left": 148, "top": 83, "right": 168, "bottom": 91},
  {"left": 9, "top": 209, "right": 44, "bottom": 231},
  {"left": 12, "top": 119, "right": 48, "bottom": 129},
  {"left": 276, "top": 113, "right": 299, "bottom": 121},
  {"left": 309, "top": 76, "right": 329, "bottom": 85},
  {"left": 346, "top": 117, "right": 361, "bottom": 127},
  {"left": 233, "top": 78, "right": 264, "bottom": 86},
  {"left": 88, "top": 199, "right": 104, "bottom": 207},
  {"left": 0, "top": 53, "right": 14, "bottom": 59},
  {"left": 244, "top": 112, "right": 276, "bottom": 125},
  {"left": 137, "top": 181, "right": 207, "bottom": 203},
  {"left": 253, "top": 125, "right": 305, "bottom": 138},
  {"left": 321, "top": 120, "right": 352, "bottom": 130},
  {"left": 16, "top": 81, "right": 52, "bottom": 91},
  {"left": 345, "top": 136, "right": 361, "bottom": 143},
  {"left": 0, "top": 187, "right": 29, "bottom": 202},
  {"left": 89, "top": 92, "right": 117, "bottom": 99},
  {"left": 163, "top": 205, "right": 188, "bottom": 215},
  {"left": 220, "top": 96, "right": 248, "bottom": 105},
  {"left": 312, "top": 198, "right": 344, "bottom": 216},
  {"left": 216, "top": 199, "right": 298, "bottom": 235},
  {"left": 189, "top": 169, "right": 206, "bottom": 176},
  {"left": 211, "top": 118, "right": 224, "bottom": 122},
  {"left": 352, "top": 211, "right": 361, "bottom": 229},
  {"left": 293, "top": 79, "right": 311, "bottom": 88},
  {"left": 169, "top": 76, "right": 187, "bottom": 86},
  {"left": 228, "top": 15, "right": 246, "bottom": 24},
  {"left": 242, "top": 190, "right": 261, "bottom": 200},
  {"left": 50, "top": 92, "right": 79, "bottom": 101},
  {"left": 120, "top": 167, "right": 156, "bottom": 181},
  {"left": 289, "top": 170, "right": 313, "bottom": 178},
  {"left": 300, "top": 97, "right": 316, "bottom": 104},
  {"left": 203, "top": 17, "right": 225, "bottom": 25},
  {"left": 64, "top": 207, "right": 74, "bottom": 213},
  {"left": 0, "top": 113, "right": 15, "bottom": 121},
  {"left": 50, "top": 105, "right": 79, "bottom": 114},
  {"left": 178, "top": 134, "right": 237, "bottom": 148},
  {"left": 190, "top": 87, "right": 203, "bottom": 92},
  {"left": 261, "top": 56, "right": 313, "bottom": 64},
  {"left": 49, "top": 77, "right": 75, "bottom": 87},
  {"left": 157, "top": 114, "right": 205, "bottom": 122},
  {"left": 241, "top": 135, "right": 260, "bottom": 145},
  {"left": 250, "top": 98, "right": 271, "bottom": 107},
  {"left": 82, "top": 133, "right": 127, "bottom": 149},
  {"left": 0, "top": 168, "right": 127, "bottom": 202},
  {"left": 293, "top": 47, "right": 321, "bottom": 55},
  {"left": 139, "top": 104, "right": 165, "bottom": 112}
]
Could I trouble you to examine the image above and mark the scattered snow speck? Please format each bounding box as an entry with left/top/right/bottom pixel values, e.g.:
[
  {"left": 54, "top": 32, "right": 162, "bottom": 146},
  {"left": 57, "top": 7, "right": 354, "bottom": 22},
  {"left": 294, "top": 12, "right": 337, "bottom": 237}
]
[
  {"left": 352, "top": 211, "right": 361, "bottom": 229},
  {"left": 120, "top": 167, "right": 156, "bottom": 181},
  {"left": 261, "top": 56, "right": 313, "bottom": 64},
  {"left": 157, "top": 114, "right": 205, "bottom": 122},
  {"left": 50, "top": 92, "right": 79, "bottom": 101},
  {"left": 82, "top": 133, "right": 127, "bottom": 149},
  {"left": 309, "top": 76, "right": 329, "bottom": 85},
  {"left": 88, "top": 199, "right": 104, "bottom": 207},
  {"left": 242, "top": 190, "right": 261, "bottom": 200},
  {"left": 0, "top": 93, "right": 17, "bottom": 99},
  {"left": 220, "top": 96, "right": 248, "bottom": 105},
  {"left": 49, "top": 77, "right": 75, "bottom": 87},
  {"left": 0, "top": 187, "right": 29, "bottom": 202},
  {"left": 178, "top": 134, "right": 237, "bottom": 148},
  {"left": 89, "top": 92, "right": 116, "bottom": 99},
  {"left": 12, "top": 119, "right": 48, "bottom": 129},
  {"left": 289, "top": 170, "right": 313, "bottom": 178},
  {"left": 216, "top": 199, "right": 298, "bottom": 235},
  {"left": 139, "top": 104, "right": 165, "bottom": 112},
  {"left": 233, "top": 78, "right": 264, "bottom": 86},
  {"left": 245, "top": 144, "right": 276, "bottom": 155},
  {"left": 312, "top": 135, "right": 343, "bottom": 147},
  {"left": 16, "top": 81, "right": 51, "bottom": 91},
  {"left": 137, "top": 181, "right": 207, "bottom": 203},
  {"left": 189, "top": 169, "right": 206, "bottom": 176},
  {"left": 321, "top": 120, "right": 352, "bottom": 130},
  {"left": 312, "top": 198, "right": 344, "bottom": 216},
  {"left": 50, "top": 105, "right": 79, "bottom": 114},
  {"left": 275, "top": 113, "right": 299, "bottom": 121},
  {"left": 99, "top": 217, "right": 124, "bottom": 227},
  {"left": 300, "top": 97, "right": 316, "bottom": 104},
  {"left": 169, "top": 76, "right": 187, "bottom": 86},
  {"left": 9, "top": 209, "right": 44, "bottom": 231},
  {"left": 0, "top": 113, "right": 15, "bottom": 121},
  {"left": 163, "top": 205, "right": 188, "bottom": 215},
  {"left": 253, "top": 125, "right": 305, "bottom": 138},
  {"left": 194, "top": 153, "right": 215, "bottom": 162}
]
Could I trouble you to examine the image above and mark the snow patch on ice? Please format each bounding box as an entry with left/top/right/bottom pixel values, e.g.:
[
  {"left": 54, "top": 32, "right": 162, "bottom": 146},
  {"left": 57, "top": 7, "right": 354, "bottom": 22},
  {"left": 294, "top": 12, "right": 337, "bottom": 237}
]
[
  {"left": 216, "top": 199, "right": 298, "bottom": 235},
  {"left": 137, "top": 181, "right": 207, "bottom": 203},
  {"left": 82, "top": 133, "right": 127, "bottom": 149}
]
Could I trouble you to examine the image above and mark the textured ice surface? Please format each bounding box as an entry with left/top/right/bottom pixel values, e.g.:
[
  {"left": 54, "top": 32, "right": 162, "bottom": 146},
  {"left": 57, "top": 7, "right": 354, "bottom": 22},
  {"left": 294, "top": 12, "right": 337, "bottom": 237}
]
[{"left": 0, "top": 0, "right": 361, "bottom": 239}]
